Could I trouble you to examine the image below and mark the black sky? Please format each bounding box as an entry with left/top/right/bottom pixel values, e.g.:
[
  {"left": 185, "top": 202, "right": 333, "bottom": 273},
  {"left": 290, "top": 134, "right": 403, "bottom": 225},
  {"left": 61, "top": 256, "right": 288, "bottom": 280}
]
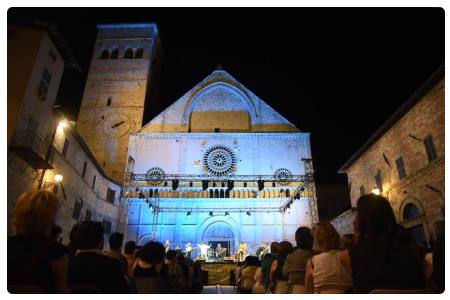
[{"left": 8, "top": 8, "right": 445, "bottom": 187}]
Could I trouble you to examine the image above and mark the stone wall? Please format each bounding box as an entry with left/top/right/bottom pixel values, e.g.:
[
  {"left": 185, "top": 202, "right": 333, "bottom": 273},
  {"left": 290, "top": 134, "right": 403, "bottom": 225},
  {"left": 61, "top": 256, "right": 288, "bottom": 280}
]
[{"left": 340, "top": 79, "right": 444, "bottom": 241}]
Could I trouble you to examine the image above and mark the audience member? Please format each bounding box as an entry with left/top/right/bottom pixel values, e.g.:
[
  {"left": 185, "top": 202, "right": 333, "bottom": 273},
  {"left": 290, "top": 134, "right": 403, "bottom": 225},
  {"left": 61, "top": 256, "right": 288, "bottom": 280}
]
[
  {"left": 305, "top": 222, "right": 352, "bottom": 293},
  {"left": 252, "top": 265, "right": 265, "bottom": 294},
  {"left": 105, "top": 232, "right": 128, "bottom": 272},
  {"left": 270, "top": 241, "right": 293, "bottom": 293},
  {"left": 431, "top": 220, "right": 444, "bottom": 293},
  {"left": 341, "top": 234, "right": 355, "bottom": 250},
  {"left": 67, "top": 222, "right": 82, "bottom": 257},
  {"left": 340, "top": 194, "right": 426, "bottom": 293},
  {"left": 133, "top": 241, "right": 172, "bottom": 293},
  {"left": 8, "top": 190, "right": 68, "bottom": 293},
  {"left": 283, "top": 226, "right": 314, "bottom": 293},
  {"left": 68, "top": 221, "right": 131, "bottom": 293},
  {"left": 240, "top": 256, "right": 260, "bottom": 293},
  {"left": 50, "top": 225, "right": 63, "bottom": 244},
  {"left": 123, "top": 241, "right": 137, "bottom": 276},
  {"left": 261, "top": 242, "right": 279, "bottom": 291}
]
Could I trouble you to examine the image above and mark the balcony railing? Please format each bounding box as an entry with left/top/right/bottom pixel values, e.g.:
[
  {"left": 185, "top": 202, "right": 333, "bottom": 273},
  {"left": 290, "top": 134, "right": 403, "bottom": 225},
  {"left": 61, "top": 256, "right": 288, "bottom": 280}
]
[{"left": 10, "top": 129, "right": 54, "bottom": 169}]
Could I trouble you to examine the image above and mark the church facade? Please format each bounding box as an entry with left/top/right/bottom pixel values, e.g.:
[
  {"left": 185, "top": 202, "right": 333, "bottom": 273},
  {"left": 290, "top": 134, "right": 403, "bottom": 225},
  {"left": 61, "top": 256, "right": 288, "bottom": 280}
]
[{"left": 121, "top": 67, "right": 318, "bottom": 257}]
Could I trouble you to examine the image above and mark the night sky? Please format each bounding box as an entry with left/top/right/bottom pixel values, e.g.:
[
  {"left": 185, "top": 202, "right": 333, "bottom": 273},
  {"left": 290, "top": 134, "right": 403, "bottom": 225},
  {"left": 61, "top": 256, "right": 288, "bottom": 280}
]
[{"left": 9, "top": 8, "right": 444, "bottom": 189}]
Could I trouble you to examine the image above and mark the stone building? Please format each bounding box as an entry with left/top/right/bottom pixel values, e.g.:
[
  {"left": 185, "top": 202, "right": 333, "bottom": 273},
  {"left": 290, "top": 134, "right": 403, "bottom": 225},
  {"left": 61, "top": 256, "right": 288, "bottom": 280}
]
[
  {"left": 332, "top": 65, "right": 444, "bottom": 246},
  {"left": 121, "top": 67, "right": 318, "bottom": 256},
  {"left": 76, "top": 23, "right": 162, "bottom": 183},
  {"left": 7, "top": 20, "right": 121, "bottom": 241}
]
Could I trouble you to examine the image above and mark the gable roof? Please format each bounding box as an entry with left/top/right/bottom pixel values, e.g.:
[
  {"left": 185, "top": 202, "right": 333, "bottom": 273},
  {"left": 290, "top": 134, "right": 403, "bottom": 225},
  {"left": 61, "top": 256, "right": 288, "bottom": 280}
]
[{"left": 140, "top": 68, "right": 299, "bottom": 132}]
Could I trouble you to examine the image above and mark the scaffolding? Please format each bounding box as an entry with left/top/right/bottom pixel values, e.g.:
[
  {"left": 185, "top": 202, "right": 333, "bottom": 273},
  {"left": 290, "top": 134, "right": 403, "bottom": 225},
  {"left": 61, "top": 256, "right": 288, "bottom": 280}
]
[{"left": 117, "top": 160, "right": 319, "bottom": 234}]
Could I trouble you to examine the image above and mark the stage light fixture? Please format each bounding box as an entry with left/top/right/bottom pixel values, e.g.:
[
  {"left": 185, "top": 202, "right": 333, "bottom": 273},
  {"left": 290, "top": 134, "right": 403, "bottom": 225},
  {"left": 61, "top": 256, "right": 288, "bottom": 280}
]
[
  {"left": 257, "top": 180, "right": 265, "bottom": 191},
  {"left": 187, "top": 211, "right": 191, "bottom": 216},
  {"left": 246, "top": 211, "right": 251, "bottom": 216},
  {"left": 225, "top": 212, "right": 229, "bottom": 216},
  {"left": 227, "top": 180, "right": 234, "bottom": 191},
  {"left": 145, "top": 199, "right": 149, "bottom": 204},
  {"left": 202, "top": 180, "right": 209, "bottom": 190},
  {"left": 172, "top": 179, "right": 179, "bottom": 190},
  {"left": 209, "top": 211, "right": 213, "bottom": 217}
]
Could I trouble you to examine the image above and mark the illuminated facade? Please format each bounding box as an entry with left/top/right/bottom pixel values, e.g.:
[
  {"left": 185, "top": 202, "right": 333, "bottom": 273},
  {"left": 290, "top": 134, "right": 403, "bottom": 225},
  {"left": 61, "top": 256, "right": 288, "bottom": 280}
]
[{"left": 121, "top": 68, "right": 317, "bottom": 256}]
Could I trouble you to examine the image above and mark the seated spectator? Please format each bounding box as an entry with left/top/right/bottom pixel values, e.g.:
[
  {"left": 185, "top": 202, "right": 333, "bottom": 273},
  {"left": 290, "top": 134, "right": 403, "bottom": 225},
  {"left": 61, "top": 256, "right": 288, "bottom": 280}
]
[
  {"left": 123, "top": 241, "right": 137, "bottom": 276},
  {"left": 67, "top": 222, "right": 82, "bottom": 257},
  {"left": 305, "top": 222, "right": 352, "bottom": 293},
  {"left": 252, "top": 265, "right": 265, "bottom": 294},
  {"left": 176, "top": 253, "right": 194, "bottom": 292},
  {"left": 283, "top": 226, "right": 314, "bottom": 293},
  {"left": 68, "top": 221, "right": 131, "bottom": 293},
  {"left": 50, "top": 225, "right": 63, "bottom": 244},
  {"left": 234, "top": 261, "right": 244, "bottom": 290},
  {"left": 240, "top": 256, "right": 260, "bottom": 293},
  {"left": 270, "top": 241, "right": 293, "bottom": 293},
  {"left": 341, "top": 234, "right": 355, "bottom": 250},
  {"left": 165, "top": 249, "right": 183, "bottom": 293},
  {"left": 133, "top": 241, "right": 172, "bottom": 293},
  {"left": 105, "top": 232, "right": 128, "bottom": 272},
  {"left": 8, "top": 190, "right": 68, "bottom": 293},
  {"left": 261, "top": 242, "right": 279, "bottom": 291},
  {"left": 431, "top": 220, "right": 444, "bottom": 293},
  {"left": 340, "top": 194, "right": 426, "bottom": 293}
]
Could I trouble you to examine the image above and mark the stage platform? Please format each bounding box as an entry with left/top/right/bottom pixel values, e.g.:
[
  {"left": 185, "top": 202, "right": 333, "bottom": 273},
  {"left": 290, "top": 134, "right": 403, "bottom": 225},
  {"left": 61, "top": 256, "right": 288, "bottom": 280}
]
[{"left": 200, "top": 262, "right": 237, "bottom": 286}]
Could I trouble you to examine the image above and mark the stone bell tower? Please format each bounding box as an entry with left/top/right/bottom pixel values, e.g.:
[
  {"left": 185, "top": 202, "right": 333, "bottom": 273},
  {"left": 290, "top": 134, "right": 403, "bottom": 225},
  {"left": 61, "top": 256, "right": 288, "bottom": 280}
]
[{"left": 77, "top": 23, "right": 161, "bottom": 183}]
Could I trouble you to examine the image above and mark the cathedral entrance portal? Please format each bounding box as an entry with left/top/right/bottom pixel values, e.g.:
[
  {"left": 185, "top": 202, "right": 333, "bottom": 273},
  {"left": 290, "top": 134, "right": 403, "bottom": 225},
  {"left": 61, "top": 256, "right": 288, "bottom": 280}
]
[{"left": 201, "top": 221, "right": 235, "bottom": 257}]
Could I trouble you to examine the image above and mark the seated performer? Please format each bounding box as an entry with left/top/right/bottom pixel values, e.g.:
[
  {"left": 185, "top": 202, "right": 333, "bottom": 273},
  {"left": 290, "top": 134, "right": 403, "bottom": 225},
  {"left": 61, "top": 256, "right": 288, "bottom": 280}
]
[
  {"left": 215, "top": 244, "right": 226, "bottom": 261},
  {"left": 185, "top": 243, "right": 193, "bottom": 259}
]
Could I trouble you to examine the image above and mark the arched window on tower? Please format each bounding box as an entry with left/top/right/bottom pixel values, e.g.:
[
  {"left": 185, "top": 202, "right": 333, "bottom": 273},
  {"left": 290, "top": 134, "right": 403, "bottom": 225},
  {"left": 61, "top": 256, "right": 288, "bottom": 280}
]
[
  {"left": 100, "top": 49, "right": 109, "bottom": 59},
  {"left": 214, "top": 189, "right": 220, "bottom": 198},
  {"left": 110, "top": 48, "right": 119, "bottom": 59},
  {"left": 107, "top": 97, "right": 112, "bottom": 106},
  {"left": 225, "top": 190, "right": 230, "bottom": 198},
  {"left": 220, "top": 190, "right": 225, "bottom": 198},
  {"left": 286, "top": 189, "right": 290, "bottom": 198},
  {"left": 149, "top": 189, "right": 154, "bottom": 198},
  {"left": 124, "top": 48, "right": 133, "bottom": 59},
  {"left": 209, "top": 189, "right": 214, "bottom": 198},
  {"left": 403, "top": 203, "right": 422, "bottom": 220},
  {"left": 134, "top": 48, "right": 144, "bottom": 58}
]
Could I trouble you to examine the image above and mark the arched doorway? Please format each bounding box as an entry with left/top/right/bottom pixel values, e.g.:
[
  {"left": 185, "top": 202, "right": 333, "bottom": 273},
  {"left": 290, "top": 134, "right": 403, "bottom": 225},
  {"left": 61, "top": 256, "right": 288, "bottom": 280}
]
[
  {"left": 202, "top": 221, "right": 235, "bottom": 257},
  {"left": 400, "top": 199, "right": 429, "bottom": 246}
]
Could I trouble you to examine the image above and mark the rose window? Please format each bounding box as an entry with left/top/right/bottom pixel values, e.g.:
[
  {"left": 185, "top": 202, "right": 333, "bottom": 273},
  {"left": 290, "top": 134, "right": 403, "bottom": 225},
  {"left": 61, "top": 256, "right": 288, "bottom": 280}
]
[
  {"left": 146, "top": 167, "right": 165, "bottom": 185},
  {"left": 203, "top": 145, "right": 236, "bottom": 176},
  {"left": 274, "top": 168, "right": 292, "bottom": 186}
]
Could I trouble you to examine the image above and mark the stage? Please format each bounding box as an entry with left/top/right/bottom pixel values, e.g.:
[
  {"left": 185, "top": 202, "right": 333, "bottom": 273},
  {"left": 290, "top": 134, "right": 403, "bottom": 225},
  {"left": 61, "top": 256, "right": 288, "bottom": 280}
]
[{"left": 199, "top": 262, "right": 237, "bottom": 286}]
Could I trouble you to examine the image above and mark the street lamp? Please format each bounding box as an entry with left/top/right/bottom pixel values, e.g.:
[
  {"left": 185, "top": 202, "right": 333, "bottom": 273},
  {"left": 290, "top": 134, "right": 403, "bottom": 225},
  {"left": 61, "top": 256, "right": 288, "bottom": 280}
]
[
  {"left": 54, "top": 174, "right": 66, "bottom": 200},
  {"left": 54, "top": 174, "right": 63, "bottom": 182},
  {"left": 371, "top": 188, "right": 380, "bottom": 195}
]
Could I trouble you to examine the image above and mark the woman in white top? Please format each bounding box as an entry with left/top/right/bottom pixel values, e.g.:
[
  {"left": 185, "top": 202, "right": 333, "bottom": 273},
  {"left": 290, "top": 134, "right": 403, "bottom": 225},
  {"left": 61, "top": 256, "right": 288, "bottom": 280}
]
[{"left": 305, "top": 222, "right": 352, "bottom": 293}]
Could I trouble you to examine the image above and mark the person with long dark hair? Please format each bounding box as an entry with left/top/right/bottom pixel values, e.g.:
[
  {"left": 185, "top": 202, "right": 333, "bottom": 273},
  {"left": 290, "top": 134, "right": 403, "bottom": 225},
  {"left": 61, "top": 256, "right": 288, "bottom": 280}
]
[{"left": 340, "top": 194, "right": 426, "bottom": 293}]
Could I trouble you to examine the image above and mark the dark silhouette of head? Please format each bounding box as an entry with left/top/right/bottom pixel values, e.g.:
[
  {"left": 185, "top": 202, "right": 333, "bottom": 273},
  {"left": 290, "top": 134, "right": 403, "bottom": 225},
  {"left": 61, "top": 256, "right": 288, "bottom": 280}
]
[
  {"left": 166, "top": 249, "right": 177, "bottom": 261},
  {"left": 244, "top": 255, "right": 260, "bottom": 266},
  {"left": 270, "top": 242, "right": 279, "bottom": 254},
  {"left": 277, "top": 241, "right": 294, "bottom": 258},
  {"left": 124, "top": 241, "right": 136, "bottom": 255},
  {"left": 354, "top": 194, "right": 397, "bottom": 239},
  {"left": 109, "top": 232, "right": 124, "bottom": 251},
  {"left": 140, "top": 241, "right": 165, "bottom": 264},
  {"left": 75, "top": 221, "right": 104, "bottom": 250},
  {"left": 295, "top": 226, "right": 314, "bottom": 250}
]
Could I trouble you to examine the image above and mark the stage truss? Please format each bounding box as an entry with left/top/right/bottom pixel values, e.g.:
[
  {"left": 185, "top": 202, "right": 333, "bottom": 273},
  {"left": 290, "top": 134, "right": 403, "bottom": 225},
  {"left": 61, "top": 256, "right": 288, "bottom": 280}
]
[{"left": 117, "top": 159, "right": 319, "bottom": 234}]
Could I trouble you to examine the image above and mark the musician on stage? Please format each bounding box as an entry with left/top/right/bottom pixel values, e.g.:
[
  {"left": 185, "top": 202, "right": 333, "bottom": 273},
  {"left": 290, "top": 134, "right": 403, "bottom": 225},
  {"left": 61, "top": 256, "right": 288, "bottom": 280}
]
[
  {"left": 215, "top": 243, "right": 226, "bottom": 261},
  {"left": 165, "top": 240, "right": 171, "bottom": 253},
  {"left": 185, "top": 242, "right": 193, "bottom": 259},
  {"left": 238, "top": 242, "right": 247, "bottom": 262}
]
